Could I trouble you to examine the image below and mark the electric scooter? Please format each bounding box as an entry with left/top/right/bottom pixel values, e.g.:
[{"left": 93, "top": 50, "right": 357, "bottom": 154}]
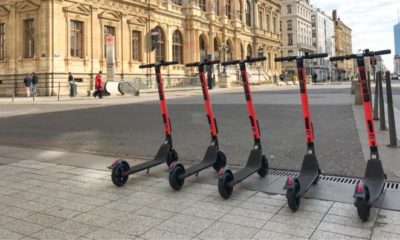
[
  {"left": 168, "top": 59, "right": 226, "bottom": 190},
  {"left": 217, "top": 56, "right": 269, "bottom": 199},
  {"left": 108, "top": 61, "right": 179, "bottom": 187},
  {"left": 274, "top": 53, "right": 327, "bottom": 211},
  {"left": 330, "top": 49, "right": 390, "bottom": 221}
]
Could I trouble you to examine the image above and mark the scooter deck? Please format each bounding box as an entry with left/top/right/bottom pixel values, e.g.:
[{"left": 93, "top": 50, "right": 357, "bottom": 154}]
[
  {"left": 364, "top": 159, "right": 386, "bottom": 203},
  {"left": 128, "top": 143, "right": 171, "bottom": 174},
  {"left": 233, "top": 149, "right": 262, "bottom": 184},
  {"left": 184, "top": 145, "right": 219, "bottom": 177},
  {"left": 297, "top": 154, "right": 319, "bottom": 196}
]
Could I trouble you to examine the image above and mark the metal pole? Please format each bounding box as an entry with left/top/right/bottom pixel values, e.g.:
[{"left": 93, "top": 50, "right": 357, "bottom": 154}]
[
  {"left": 378, "top": 71, "right": 386, "bottom": 130},
  {"left": 373, "top": 71, "right": 380, "bottom": 120},
  {"left": 58, "top": 82, "right": 60, "bottom": 101},
  {"left": 12, "top": 86, "right": 15, "bottom": 103},
  {"left": 385, "top": 71, "right": 398, "bottom": 147}
]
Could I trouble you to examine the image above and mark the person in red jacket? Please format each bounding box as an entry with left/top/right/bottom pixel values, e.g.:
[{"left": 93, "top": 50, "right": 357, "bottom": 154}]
[{"left": 94, "top": 71, "right": 103, "bottom": 98}]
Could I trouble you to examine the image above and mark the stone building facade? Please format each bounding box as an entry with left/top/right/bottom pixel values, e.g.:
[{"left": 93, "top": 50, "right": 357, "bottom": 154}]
[
  {"left": 0, "top": 0, "right": 281, "bottom": 96},
  {"left": 332, "top": 10, "right": 353, "bottom": 80}
]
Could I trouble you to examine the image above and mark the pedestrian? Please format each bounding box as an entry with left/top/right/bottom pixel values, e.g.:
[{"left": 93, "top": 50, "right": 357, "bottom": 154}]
[
  {"left": 94, "top": 71, "right": 103, "bottom": 99},
  {"left": 23, "top": 74, "right": 32, "bottom": 98},
  {"left": 32, "top": 72, "right": 38, "bottom": 96},
  {"left": 312, "top": 73, "right": 317, "bottom": 85},
  {"left": 68, "top": 72, "right": 76, "bottom": 97}
]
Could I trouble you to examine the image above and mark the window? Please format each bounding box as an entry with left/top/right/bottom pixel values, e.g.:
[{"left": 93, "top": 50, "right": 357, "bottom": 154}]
[
  {"left": 288, "top": 33, "right": 293, "bottom": 46},
  {"left": 288, "top": 50, "right": 293, "bottom": 55},
  {"left": 171, "top": 0, "right": 182, "bottom": 5},
  {"left": 214, "top": 38, "right": 221, "bottom": 60},
  {"left": 259, "top": 11, "right": 263, "bottom": 29},
  {"left": 237, "top": 0, "right": 242, "bottom": 21},
  {"left": 199, "top": 0, "right": 206, "bottom": 12},
  {"left": 245, "top": 0, "right": 251, "bottom": 26},
  {"left": 132, "top": 31, "right": 141, "bottom": 61},
  {"left": 70, "top": 20, "right": 83, "bottom": 58},
  {"left": 23, "top": 19, "right": 35, "bottom": 58},
  {"left": 287, "top": 20, "right": 292, "bottom": 31},
  {"left": 226, "top": 0, "right": 232, "bottom": 19},
  {"left": 0, "top": 23, "right": 4, "bottom": 60},
  {"left": 214, "top": 0, "right": 219, "bottom": 15},
  {"left": 268, "top": 53, "right": 272, "bottom": 69},
  {"left": 287, "top": 5, "right": 292, "bottom": 14},
  {"left": 266, "top": 14, "right": 270, "bottom": 31},
  {"left": 154, "top": 27, "right": 165, "bottom": 62},
  {"left": 273, "top": 17, "right": 276, "bottom": 33},
  {"left": 172, "top": 31, "right": 183, "bottom": 64},
  {"left": 247, "top": 44, "right": 252, "bottom": 57},
  {"left": 104, "top": 26, "right": 115, "bottom": 58},
  {"left": 199, "top": 35, "right": 207, "bottom": 60}
]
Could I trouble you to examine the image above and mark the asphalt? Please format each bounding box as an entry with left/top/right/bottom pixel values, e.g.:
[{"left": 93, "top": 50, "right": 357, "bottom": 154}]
[{"left": 0, "top": 85, "right": 367, "bottom": 178}]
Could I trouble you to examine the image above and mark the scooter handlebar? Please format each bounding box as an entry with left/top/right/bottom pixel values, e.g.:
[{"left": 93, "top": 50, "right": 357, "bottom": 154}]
[
  {"left": 304, "top": 53, "right": 328, "bottom": 59},
  {"left": 222, "top": 60, "right": 241, "bottom": 66},
  {"left": 186, "top": 60, "right": 221, "bottom": 68},
  {"left": 369, "top": 49, "right": 391, "bottom": 56},
  {"left": 161, "top": 61, "right": 179, "bottom": 66},
  {"left": 139, "top": 61, "right": 178, "bottom": 69},
  {"left": 139, "top": 63, "right": 155, "bottom": 69},
  {"left": 185, "top": 62, "right": 200, "bottom": 67},
  {"left": 274, "top": 56, "right": 297, "bottom": 62},
  {"left": 246, "top": 56, "right": 267, "bottom": 63},
  {"left": 329, "top": 54, "right": 357, "bottom": 62}
]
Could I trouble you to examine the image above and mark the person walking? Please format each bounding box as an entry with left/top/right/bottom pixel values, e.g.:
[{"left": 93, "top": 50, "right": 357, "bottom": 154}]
[
  {"left": 94, "top": 71, "right": 103, "bottom": 99},
  {"left": 68, "top": 72, "right": 76, "bottom": 97},
  {"left": 23, "top": 74, "right": 32, "bottom": 98},
  {"left": 32, "top": 72, "right": 38, "bottom": 96},
  {"left": 312, "top": 73, "right": 318, "bottom": 85}
]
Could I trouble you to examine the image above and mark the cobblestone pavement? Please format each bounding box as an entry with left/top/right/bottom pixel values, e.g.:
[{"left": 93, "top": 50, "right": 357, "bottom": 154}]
[{"left": 0, "top": 160, "right": 399, "bottom": 240}]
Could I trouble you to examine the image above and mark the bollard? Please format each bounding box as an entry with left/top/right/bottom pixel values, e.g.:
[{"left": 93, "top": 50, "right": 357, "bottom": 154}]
[
  {"left": 385, "top": 71, "right": 398, "bottom": 147},
  {"left": 58, "top": 82, "right": 60, "bottom": 101},
  {"left": 373, "top": 71, "right": 380, "bottom": 120},
  {"left": 378, "top": 71, "right": 386, "bottom": 130}
]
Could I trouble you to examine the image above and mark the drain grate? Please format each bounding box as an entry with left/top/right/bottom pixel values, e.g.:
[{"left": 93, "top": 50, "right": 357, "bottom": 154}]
[{"left": 267, "top": 169, "right": 400, "bottom": 190}]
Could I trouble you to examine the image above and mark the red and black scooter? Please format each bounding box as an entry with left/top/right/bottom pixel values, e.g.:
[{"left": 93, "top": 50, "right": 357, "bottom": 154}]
[
  {"left": 109, "top": 61, "right": 179, "bottom": 186},
  {"left": 218, "top": 56, "right": 268, "bottom": 199},
  {"left": 168, "top": 59, "right": 226, "bottom": 190},
  {"left": 275, "top": 53, "right": 327, "bottom": 211},
  {"left": 330, "top": 49, "right": 390, "bottom": 221}
]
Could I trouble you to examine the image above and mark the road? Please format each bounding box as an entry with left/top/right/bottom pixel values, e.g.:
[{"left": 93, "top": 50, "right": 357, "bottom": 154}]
[{"left": 0, "top": 84, "right": 376, "bottom": 178}]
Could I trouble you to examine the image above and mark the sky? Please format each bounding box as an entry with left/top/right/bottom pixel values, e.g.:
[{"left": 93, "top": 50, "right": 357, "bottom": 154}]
[{"left": 310, "top": 0, "right": 400, "bottom": 72}]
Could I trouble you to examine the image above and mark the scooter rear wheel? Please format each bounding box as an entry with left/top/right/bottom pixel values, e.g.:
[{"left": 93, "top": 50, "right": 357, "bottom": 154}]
[
  {"left": 167, "top": 149, "right": 179, "bottom": 167},
  {"left": 213, "top": 151, "right": 227, "bottom": 171},
  {"left": 111, "top": 162, "right": 130, "bottom": 187},
  {"left": 257, "top": 155, "right": 268, "bottom": 177},
  {"left": 169, "top": 164, "right": 185, "bottom": 191},
  {"left": 355, "top": 197, "right": 370, "bottom": 222},
  {"left": 218, "top": 171, "right": 234, "bottom": 199},
  {"left": 287, "top": 181, "right": 300, "bottom": 211},
  {"left": 313, "top": 169, "right": 321, "bottom": 185}
]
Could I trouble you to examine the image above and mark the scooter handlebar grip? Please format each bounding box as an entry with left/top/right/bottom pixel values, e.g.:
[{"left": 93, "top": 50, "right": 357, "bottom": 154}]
[
  {"left": 162, "top": 61, "right": 179, "bottom": 66},
  {"left": 139, "top": 64, "right": 155, "bottom": 69},
  {"left": 274, "top": 56, "right": 296, "bottom": 62},
  {"left": 329, "top": 56, "right": 345, "bottom": 62},
  {"left": 246, "top": 56, "right": 267, "bottom": 63},
  {"left": 373, "top": 49, "right": 391, "bottom": 56},
  {"left": 306, "top": 53, "right": 328, "bottom": 59},
  {"left": 222, "top": 60, "right": 241, "bottom": 66},
  {"left": 186, "top": 62, "right": 200, "bottom": 67},
  {"left": 206, "top": 60, "right": 221, "bottom": 65}
]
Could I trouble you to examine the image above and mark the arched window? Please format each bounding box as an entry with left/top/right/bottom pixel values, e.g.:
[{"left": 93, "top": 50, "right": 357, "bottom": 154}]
[
  {"left": 214, "top": 0, "right": 219, "bottom": 16},
  {"left": 154, "top": 27, "right": 165, "bottom": 62},
  {"left": 245, "top": 0, "right": 251, "bottom": 26},
  {"left": 226, "top": 40, "right": 233, "bottom": 61},
  {"left": 247, "top": 44, "right": 252, "bottom": 57},
  {"left": 240, "top": 44, "right": 245, "bottom": 59},
  {"left": 214, "top": 37, "right": 221, "bottom": 60},
  {"left": 226, "top": 0, "right": 232, "bottom": 19},
  {"left": 171, "top": 0, "right": 182, "bottom": 5},
  {"left": 199, "top": 0, "right": 206, "bottom": 12},
  {"left": 172, "top": 31, "right": 183, "bottom": 64},
  {"left": 199, "top": 35, "right": 208, "bottom": 60},
  {"left": 237, "top": 0, "right": 243, "bottom": 21}
]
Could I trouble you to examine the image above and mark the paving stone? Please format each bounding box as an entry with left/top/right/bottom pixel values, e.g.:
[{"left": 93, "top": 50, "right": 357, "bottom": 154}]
[
  {"left": 9, "top": 191, "right": 42, "bottom": 201},
  {"left": 124, "top": 213, "right": 164, "bottom": 228},
  {"left": 32, "top": 228, "right": 80, "bottom": 240},
  {"left": 246, "top": 195, "right": 287, "bottom": 207},
  {"left": 378, "top": 209, "right": 400, "bottom": 224},
  {"left": 169, "top": 214, "right": 214, "bottom": 229},
  {"left": 229, "top": 207, "right": 274, "bottom": 221},
  {"left": 193, "top": 201, "right": 234, "bottom": 214},
  {"left": 140, "top": 228, "right": 190, "bottom": 240},
  {"left": 311, "top": 230, "right": 368, "bottom": 240},
  {"left": 0, "top": 214, "right": 16, "bottom": 226},
  {"left": 0, "top": 207, "right": 34, "bottom": 219},
  {"left": 2, "top": 219, "right": 45, "bottom": 235},
  {"left": 53, "top": 220, "right": 99, "bottom": 236},
  {"left": 252, "top": 230, "right": 308, "bottom": 240},
  {"left": 200, "top": 195, "right": 244, "bottom": 207},
  {"left": 278, "top": 207, "right": 325, "bottom": 221},
  {"left": 328, "top": 202, "right": 378, "bottom": 220},
  {"left": 262, "top": 221, "right": 315, "bottom": 238},
  {"left": 153, "top": 200, "right": 191, "bottom": 213},
  {"left": 23, "top": 212, "right": 65, "bottom": 227},
  {"left": 104, "top": 220, "right": 150, "bottom": 236},
  {"left": 102, "top": 202, "right": 142, "bottom": 213},
  {"left": 87, "top": 207, "right": 129, "bottom": 219},
  {"left": 197, "top": 221, "right": 258, "bottom": 240},
  {"left": 317, "top": 222, "right": 371, "bottom": 239},
  {"left": 123, "top": 192, "right": 164, "bottom": 205},
  {"left": 155, "top": 220, "right": 207, "bottom": 238},
  {"left": 219, "top": 213, "right": 268, "bottom": 229},
  {"left": 323, "top": 214, "right": 375, "bottom": 229},
  {"left": 71, "top": 213, "right": 113, "bottom": 227},
  {"left": 85, "top": 229, "right": 135, "bottom": 240},
  {"left": 134, "top": 206, "right": 176, "bottom": 220},
  {"left": 40, "top": 206, "right": 81, "bottom": 219},
  {"left": 238, "top": 201, "right": 281, "bottom": 214},
  {"left": 271, "top": 214, "right": 320, "bottom": 229},
  {"left": 371, "top": 229, "right": 400, "bottom": 240},
  {"left": 0, "top": 186, "right": 21, "bottom": 195},
  {"left": 373, "top": 222, "right": 400, "bottom": 235},
  {"left": 0, "top": 228, "right": 24, "bottom": 240},
  {"left": 182, "top": 206, "right": 226, "bottom": 220}
]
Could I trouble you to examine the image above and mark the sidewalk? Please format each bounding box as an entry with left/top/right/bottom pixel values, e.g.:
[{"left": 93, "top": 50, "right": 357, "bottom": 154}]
[{"left": 0, "top": 145, "right": 399, "bottom": 239}]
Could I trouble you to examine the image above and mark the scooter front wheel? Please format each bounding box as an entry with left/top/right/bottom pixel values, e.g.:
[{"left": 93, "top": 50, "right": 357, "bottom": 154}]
[
  {"left": 257, "top": 155, "right": 268, "bottom": 177},
  {"left": 355, "top": 197, "right": 370, "bottom": 222},
  {"left": 167, "top": 149, "right": 179, "bottom": 167},
  {"left": 169, "top": 164, "right": 185, "bottom": 191},
  {"left": 313, "top": 169, "right": 321, "bottom": 185},
  {"left": 218, "top": 171, "right": 234, "bottom": 199},
  {"left": 111, "top": 162, "right": 130, "bottom": 187},
  {"left": 213, "top": 151, "right": 227, "bottom": 171},
  {"left": 286, "top": 181, "right": 300, "bottom": 211}
]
